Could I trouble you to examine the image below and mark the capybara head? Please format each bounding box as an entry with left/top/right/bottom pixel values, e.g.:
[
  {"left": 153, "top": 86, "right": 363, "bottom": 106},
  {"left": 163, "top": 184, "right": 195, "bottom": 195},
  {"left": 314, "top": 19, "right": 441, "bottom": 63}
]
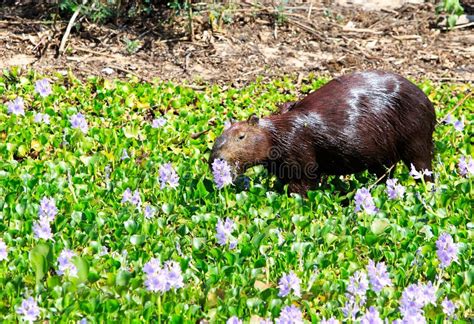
[{"left": 209, "top": 115, "right": 272, "bottom": 175}]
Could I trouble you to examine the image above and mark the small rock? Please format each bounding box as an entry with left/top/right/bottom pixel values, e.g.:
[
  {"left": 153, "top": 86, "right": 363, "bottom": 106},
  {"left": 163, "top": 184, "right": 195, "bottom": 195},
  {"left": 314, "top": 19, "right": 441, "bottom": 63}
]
[{"left": 102, "top": 67, "right": 114, "bottom": 75}]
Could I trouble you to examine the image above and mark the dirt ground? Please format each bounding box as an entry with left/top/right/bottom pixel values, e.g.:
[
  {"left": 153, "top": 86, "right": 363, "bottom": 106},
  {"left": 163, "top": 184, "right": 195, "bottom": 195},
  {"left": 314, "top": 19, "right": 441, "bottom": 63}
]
[{"left": 0, "top": 2, "right": 473, "bottom": 86}]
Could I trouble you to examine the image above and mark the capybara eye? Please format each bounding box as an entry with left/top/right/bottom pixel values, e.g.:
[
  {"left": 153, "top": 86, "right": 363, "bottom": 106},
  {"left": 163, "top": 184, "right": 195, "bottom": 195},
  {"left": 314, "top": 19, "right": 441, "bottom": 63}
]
[{"left": 238, "top": 134, "right": 245, "bottom": 140}]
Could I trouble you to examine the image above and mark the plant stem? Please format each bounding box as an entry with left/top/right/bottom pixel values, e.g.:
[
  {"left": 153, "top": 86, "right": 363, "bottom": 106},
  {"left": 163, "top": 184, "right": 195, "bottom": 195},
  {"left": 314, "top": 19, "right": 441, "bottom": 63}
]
[{"left": 157, "top": 294, "right": 162, "bottom": 323}]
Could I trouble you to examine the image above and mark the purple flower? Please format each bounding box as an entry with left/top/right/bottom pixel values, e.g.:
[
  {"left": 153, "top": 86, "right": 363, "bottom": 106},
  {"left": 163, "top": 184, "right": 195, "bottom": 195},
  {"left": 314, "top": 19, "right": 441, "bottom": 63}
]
[
  {"left": 35, "top": 79, "right": 52, "bottom": 97},
  {"left": 144, "top": 205, "right": 156, "bottom": 219},
  {"left": 145, "top": 270, "right": 168, "bottom": 292},
  {"left": 70, "top": 113, "right": 88, "bottom": 134},
  {"left": 344, "top": 270, "right": 368, "bottom": 320},
  {"left": 441, "top": 297, "right": 456, "bottom": 317},
  {"left": 7, "top": 97, "right": 25, "bottom": 115},
  {"left": 38, "top": 197, "right": 58, "bottom": 222},
  {"left": 212, "top": 158, "right": 233, "bottom": 189},
  {"left": 122, "top": 188, "right": 132, "bottom": 203},
  {"left": 360, "top": 306, "right": 383, "bottom": 324},
  {"left": 78, "top": 318, "right": 88, "bottom": 324},
  {"left": 143, "top": 259, "right": 183, "bottom": 293},
  {"left": 34, "top": 112, "right": 50, "bottom": 124},
  {"left": 16, "top": 297, "right": 40, "bottom": 322},
  {"left": 443, "top": 114, "right": 453, "bottom": 124},
  {"left": 458, "top": 156, "right": 474, "bottom": 177},
  {"left": 121, "top": 149, "right": 129, "bottom": 160},
  {"left": 409, "top": 164, "right": 432, "bottom": 180},
  {"left": 453, "top": 119, "right": 464, "bottom": 132},
  {"left": 420, "top": 281, "right": 437, "bottom": 306},
  {"left": 278, "top": 271, "right": 301, "bottom": 297},
  {"left": 164, "top": 260, "right": 184, "bottom": 290},
  {"left": 226, "top": 316, "right": 242, "bottom": 324},
  {"left": 320, "top": 318, "right": 339, "bottom": 324},
  {"left": 347, "top": 271, "right": 368, "bottom": 302},
  {"left": 393, "top": 313, "right": 426, "bottom": 324},
  {"left": 159, "top": 163, "right": 179, "bottom": 189},
  {"left": 342, "top": 297, "right": 360, "bottom": 320},
  {"left": 436, "top": 233, "right": 459, "bottom": 268},
  {"left": 386, "top": 178, "right": 405, "bottom": 200},
  {"left": 33, "top": 219, "right": 53, "bottom": 241},
  {"left": 444, "top": 114, "right": 465, "bottom": 132},
  {"left": 57, "top": 249, "right": 78, "bottom": 277},
  {"left": 143, "top": 258, "right": 161, "bottom": 275},
  {"left": 131, "top": 189, "right": 142, "bottom": 208},
  {"left": 354, "top": 188, "right": 377, "bottom": 215},
  {"left": 367, "top": 260, "right": 392, "bottom": 293},
  {"left": 0, "top": 238, "right": 8, "bottom": 261},
  {"left": 216, "top": 218, "right": 237, "bottom": 247},
  {"left": 276, "top": 305, "right": 304, "bottom": 324},
  {"left": 399, "top": 282, "right": 435, "bottom": 320},
  {"left": 152, "top": 117, "right": 166, "bottom": 128}
]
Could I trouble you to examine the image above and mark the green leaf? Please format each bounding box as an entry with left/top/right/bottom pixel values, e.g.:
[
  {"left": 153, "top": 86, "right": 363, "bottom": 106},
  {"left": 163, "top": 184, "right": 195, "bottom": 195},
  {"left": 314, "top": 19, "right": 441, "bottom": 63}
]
[
  {"left": 371, "top": 218, "right": 390, "bottom": 235},
  {"left": 130, "top": 234, "right": 146, "bottom": 246},
  {"left": 447, "top": 15, "right": 458, "bottom": 28},
  {"left": 72, "top": 256, "right": 89, "bottom": 283},
  {"left": 29, "top": 243, "right": 51, "bottom": 285},
  {"left": 116, "top": 270, "right": 132, "bottom": 286},
  {"left": 162, "top": 203, "right": 174, "bottom": 215}
]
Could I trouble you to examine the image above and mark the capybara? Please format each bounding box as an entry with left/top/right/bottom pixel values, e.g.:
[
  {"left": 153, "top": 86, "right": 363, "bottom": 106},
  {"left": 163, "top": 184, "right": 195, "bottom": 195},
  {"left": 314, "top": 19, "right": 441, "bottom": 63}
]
[{"left": 209, "top": 71, "right": 436, "bottom": 196}]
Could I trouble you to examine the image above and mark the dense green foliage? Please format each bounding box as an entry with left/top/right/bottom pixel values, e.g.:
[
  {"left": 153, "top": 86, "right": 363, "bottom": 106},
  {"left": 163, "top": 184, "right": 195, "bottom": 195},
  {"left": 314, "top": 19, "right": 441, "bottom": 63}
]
[{"left": 0, "top": 69, "right": 472, "bottom": 322}]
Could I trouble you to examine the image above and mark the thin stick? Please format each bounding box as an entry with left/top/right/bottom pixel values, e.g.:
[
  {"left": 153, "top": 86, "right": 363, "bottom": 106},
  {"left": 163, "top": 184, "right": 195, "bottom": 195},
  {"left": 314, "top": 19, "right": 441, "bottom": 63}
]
[
  {"left": 74, "top": 46, "right": 119, "bottom": 59},
  {"left": 187, "top": 0, "right": 194, "bottom": 41},
  {"left": 451, "top": 21, "right": 474, "bottom": 30},
  {"left": 437, "top": 91, "right": 472, "bottom": 125},
  {"left": 369, "top": 165, "right": 395, "bottom": 190},
  {"left": 391, "top": 35, "right": 422, "bottom": 41},
  {"left": 59, "top": 0, "right": 87, "bottom": 55},
  {"left": 107, "top": 64, "right": 152, "bottom": 83},
  {"left": 342, "top": 27, "right": 383, "bottom": 35}
]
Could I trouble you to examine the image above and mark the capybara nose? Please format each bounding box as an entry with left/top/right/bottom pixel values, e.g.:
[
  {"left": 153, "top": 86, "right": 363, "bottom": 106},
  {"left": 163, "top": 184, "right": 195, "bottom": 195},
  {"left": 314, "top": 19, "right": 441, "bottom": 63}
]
[
  {"left": 209, "top": 136, "right": 226, "bottom": 167},
  {"left": 213, "top": 136, "right": 226, "bottom": 150}
]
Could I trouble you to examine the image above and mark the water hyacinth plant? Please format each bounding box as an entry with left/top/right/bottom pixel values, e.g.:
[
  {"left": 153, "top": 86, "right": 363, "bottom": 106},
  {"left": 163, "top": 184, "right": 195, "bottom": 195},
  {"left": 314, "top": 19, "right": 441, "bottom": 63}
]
[
  {"left": 0, "top": 238, "right": 8, "bottom": 261},
  {"left": 159, "top": 163, "right": 179, "bottom": 189},
  {"left": 0, "top": 71, "right": 471, "bottom": 322},
  {"left": 152, "top": 117, "right": 166, "bottom": 128},
  {"left": 69, "top": 112, "right": 88, "bottom": 134},
  {"left": 212, "top": 158, "right": 233, "bottom": 189},
  {"left": 16, "top": 297, "right": 40, "bottom": 322},
  {"left": 34, "top": 79, "right": 52, "bottom": 97},
  {"left": 354, "top": 188, "right": 378, "bottom": 214},
  {"left": 7, "top": 96, "right": 25, "bottom": 115},
  {"left": 278, "top": 271, "right": 301, "bottom": 298}
]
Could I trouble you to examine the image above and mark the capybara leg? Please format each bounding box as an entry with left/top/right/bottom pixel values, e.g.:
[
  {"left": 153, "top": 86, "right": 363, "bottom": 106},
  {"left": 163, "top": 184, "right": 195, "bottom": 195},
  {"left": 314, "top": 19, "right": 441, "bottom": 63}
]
[{"left": 288, "top": 179, "right": 318, "bottom": 197}]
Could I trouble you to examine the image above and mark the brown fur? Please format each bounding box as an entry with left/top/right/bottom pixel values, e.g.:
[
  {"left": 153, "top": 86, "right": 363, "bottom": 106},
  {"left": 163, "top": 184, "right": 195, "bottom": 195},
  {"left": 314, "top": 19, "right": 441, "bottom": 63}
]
[{"left": 210, "top": 71, "right": 436, "bottom": 196}]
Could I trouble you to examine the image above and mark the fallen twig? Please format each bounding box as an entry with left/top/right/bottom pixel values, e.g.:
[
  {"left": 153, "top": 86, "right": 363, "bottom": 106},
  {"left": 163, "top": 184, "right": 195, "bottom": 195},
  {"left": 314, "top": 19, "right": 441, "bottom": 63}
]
[
  {"left": 391, "top": 35, "right": 422, "bottom": 41},
  {"left": 451, "top": 22, "right": 474, "bottom": 29},
  {"left": 74, "top": 46, "right": 119, "bottom": 60},
  {"left": 287, "top": 18, "right": 324, "bottom": 41},
  {"left": 342, "top": 26, "right": 383, "bottom": 35},
  {"left": 59, "top": 0, "right": 87, "bottom": 55},
  {"left": 191, "top": 129, "right": 210, "bottom": 139},
  {"left": 107, "top": 64, "right": 152, "bottom": 83}
]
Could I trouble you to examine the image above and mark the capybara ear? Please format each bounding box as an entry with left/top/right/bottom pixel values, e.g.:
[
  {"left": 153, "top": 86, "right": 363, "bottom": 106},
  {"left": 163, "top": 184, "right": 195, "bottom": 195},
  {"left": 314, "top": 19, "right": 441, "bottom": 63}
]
[{"left": 247, "top": 114, "right": 259, "bottom": 126}]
